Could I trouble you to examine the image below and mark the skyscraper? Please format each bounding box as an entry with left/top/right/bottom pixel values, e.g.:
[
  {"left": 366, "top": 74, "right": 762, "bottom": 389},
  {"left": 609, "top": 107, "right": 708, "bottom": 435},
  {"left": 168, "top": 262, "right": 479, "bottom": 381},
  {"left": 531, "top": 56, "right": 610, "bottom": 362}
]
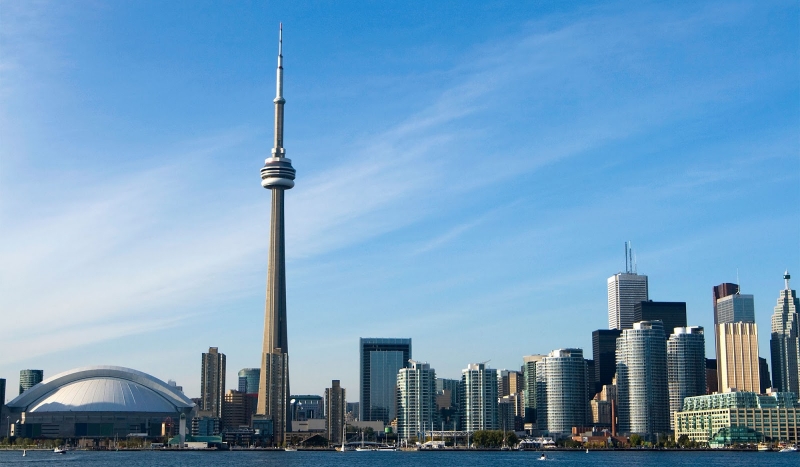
[
  {"left": 616, "top": 321, "right": 669, "bottom": 441},
  {"left": 257, "top": 24, "right": 297, "bottom": 444},
  {"left": 359, "top": 338, "right": 412, "bottom": 423},
  {"left": 667, "top": 326, "right": 706, "bottom": 427},
  {"left": 521, "top": 355, "right": 546, "bottom": 425},
  {"left": 717, "top": 322, "right": 761, "bottom": 393},
  {"left": 716, "top": 294, "right": 756, "bottom": 324},
  {"left": 19, "top": 369, "right": 43, "bottom": 395},
  {"left": 592, "top": 330, "right": 621, "bottom": 393},
  {"left": 770, "top": 271, "right": 800, "bottom": 394},
  {"left": 461, "top": 362, "right": 499, "bottom": 431},
  {"left": 540, "top": 348, "right": 588, "bottom": 438},
  {"left": 238, "top": 368, "right": 260, "bottom": 395},
  {"left": 499, "top": 369, "right": 523, "bottom": 397},
  {"left": 0, "top": 378, "right": 5, "bottom": 411},
  {"left": 325, "top": 380, "right": 346, "bottom": 444},
  {"left": 608, "top": 274, "right": 649, "bottom": 330},
  {"left": 713, "top": 282, "right": 739, "bottom": 325},
  {"left": 201, "top": 347, "right": 226, "bottom": 419},
  {"left": 397, "top": 360, "right": 437, "bottom": 440},
  {"left": 633, "top": 301, "right": 687, "bottom": 337}
]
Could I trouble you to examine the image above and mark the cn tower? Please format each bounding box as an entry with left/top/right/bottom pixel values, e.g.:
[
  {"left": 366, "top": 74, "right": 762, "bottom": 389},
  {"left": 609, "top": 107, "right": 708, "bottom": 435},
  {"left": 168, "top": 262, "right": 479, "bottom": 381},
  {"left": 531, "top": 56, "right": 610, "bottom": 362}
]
[{"left": 257, "top": 23, "right": 295, "bottom": 445}]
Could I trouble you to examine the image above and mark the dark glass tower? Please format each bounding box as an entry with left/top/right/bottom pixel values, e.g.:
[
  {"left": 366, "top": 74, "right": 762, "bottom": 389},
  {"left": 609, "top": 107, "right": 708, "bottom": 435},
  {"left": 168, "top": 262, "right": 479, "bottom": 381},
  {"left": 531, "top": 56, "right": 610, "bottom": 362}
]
[
  {"left": 257, "top": 24, "right": 296, "bottom": 445},
  {"left": 633, "top": 301, "right": 687, "bottom": 337},
  {"left": 592, "top": 329, "right": 622, "bottom": 392},
  {"left": 359, "top": 338, "right": 411, "bottom": 423}
]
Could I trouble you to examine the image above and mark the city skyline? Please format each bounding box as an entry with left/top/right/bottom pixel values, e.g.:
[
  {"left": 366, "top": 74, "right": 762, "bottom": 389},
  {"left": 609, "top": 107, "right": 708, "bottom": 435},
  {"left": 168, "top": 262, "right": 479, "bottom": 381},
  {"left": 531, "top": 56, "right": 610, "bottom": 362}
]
[{"left": 1, "top": 1, "right": 798, "bottom": 400}]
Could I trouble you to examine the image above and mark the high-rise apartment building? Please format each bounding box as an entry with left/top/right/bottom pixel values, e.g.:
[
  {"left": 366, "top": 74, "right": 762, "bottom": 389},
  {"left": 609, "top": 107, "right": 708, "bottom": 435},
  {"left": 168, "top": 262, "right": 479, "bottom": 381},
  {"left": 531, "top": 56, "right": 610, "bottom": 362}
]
[
  {"left": 592, "top": 330, "right": 621, "bottom": 394},
  {"left": 608, "top": 273, "right": 649, "bottom": 330},
  {"left": 522, "top": 355, "right": 545, "bottom": 425},
  {"left": 397, "top": 360, "right": 437, "bottom": 440},
  {"left": 238, "top": 368, "right": 260, "bottom": 395},
  {"left": 201, "top": 347, "right": 226, "bottom": 419},
  {"left": 616, "top": 321, "right": 669, "bottom": 440},
  {"left": 770, "top": 271, "right": 799, "bottom": 394},
  {"left": 19, "top": 369, "right": 43, "bottom": 395},
  {"left": 290, "top": 395, "right": 324, "bottom": 420},
  {"left": 359, "top": 338, "right": 412, "bottom": 423},
  {"left": 257, "top": 25, "right": 297, "bottom": 444},
  {"left": 461, "top": 362, "right": 498, "bottom": 431},
  {"left": 717, "top": 322, "right": 760, "bottom": 393},
  {"left": 325, "top": 380, "right": 346, "bottom": 444},
  {"left": 540, "top": 348, "right": 588, "bottom": 438},
  {"left": 667, "top": 326, "right": 706, "bottom": 428},
  {"left": 633, "top": 301, "right": 687, "bottom": 337}
]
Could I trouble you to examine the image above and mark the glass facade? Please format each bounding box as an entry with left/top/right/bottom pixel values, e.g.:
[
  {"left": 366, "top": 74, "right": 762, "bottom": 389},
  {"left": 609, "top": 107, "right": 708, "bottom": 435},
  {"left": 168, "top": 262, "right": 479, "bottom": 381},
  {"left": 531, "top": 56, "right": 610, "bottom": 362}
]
[
  {"left": 19, "top": 369, "right": 43, "bottom": 395},
  {"left": 359, "top": 338, "right": 412, "bottom": 423},
  {"left": 770, "top": 273, "right": 800, "bottom": 394},
  {"left": 238, "top": 368, "right": 260, "bottom": 395},
  {"left": 540, "top": 348, "right": 588, "bottom": 438}
]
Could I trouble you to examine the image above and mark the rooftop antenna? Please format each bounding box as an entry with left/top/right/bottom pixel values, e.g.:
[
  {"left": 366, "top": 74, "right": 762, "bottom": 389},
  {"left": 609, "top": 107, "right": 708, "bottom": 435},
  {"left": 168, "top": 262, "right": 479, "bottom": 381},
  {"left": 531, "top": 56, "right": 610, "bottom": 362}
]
[
  {"left": 633, "top": 251, "right": 638, "bottom": 274},
  {"left": 624, "top": 241, "right": 630, "bottom": 274},
  {"left": 736, "top": 268, "right": 740, "bottom": 294},
  {"left": 785, "top": 270, "right": 791, "bottom": 290}
]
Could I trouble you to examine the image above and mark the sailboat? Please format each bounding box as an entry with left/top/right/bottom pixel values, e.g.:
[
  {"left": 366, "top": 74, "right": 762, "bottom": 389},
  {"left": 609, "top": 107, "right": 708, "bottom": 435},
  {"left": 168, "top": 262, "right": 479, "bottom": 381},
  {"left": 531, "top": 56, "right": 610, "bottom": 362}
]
[
  {"left": 22, "top": 450, "right": 26, "bottom": 457},
  {"left": 337, "top": 425, "right": 352, "bottom": 452},
  {"left": 355, "top": 430, "right": 372, "bottom": 451}
]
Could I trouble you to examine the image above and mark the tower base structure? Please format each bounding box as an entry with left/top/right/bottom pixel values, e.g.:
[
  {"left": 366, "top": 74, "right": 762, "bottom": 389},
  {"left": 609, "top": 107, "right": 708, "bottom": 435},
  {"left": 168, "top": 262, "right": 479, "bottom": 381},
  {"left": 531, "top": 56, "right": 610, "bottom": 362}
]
[{"left": 258, "top": 351, "right": 289, "bottom": 445}]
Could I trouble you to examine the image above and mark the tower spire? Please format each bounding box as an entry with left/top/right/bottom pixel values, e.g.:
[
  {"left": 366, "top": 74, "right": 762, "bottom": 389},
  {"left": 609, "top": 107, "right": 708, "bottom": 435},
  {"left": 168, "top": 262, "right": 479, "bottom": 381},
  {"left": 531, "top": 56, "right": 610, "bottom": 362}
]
[
  {"left": 785, "top": 270, "right": 791, "bottom": 290},
  {"left": 273, "top": 23, "right": 285, "bottom": 153}
]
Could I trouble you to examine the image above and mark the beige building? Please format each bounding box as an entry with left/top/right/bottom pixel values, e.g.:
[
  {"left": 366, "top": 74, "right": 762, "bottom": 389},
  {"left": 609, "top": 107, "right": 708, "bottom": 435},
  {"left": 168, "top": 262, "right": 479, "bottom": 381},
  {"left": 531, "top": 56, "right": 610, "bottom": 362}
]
[{"left": 717, "top": 322, "right": 761, "bottom": 393}]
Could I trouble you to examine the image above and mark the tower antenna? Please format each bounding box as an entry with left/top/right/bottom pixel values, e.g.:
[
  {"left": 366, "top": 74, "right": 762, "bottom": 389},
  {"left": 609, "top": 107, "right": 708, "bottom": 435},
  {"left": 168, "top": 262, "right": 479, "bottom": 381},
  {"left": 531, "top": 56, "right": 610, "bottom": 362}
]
[{"left": 736, "top": 268, "right": 740, "bottom": 294}]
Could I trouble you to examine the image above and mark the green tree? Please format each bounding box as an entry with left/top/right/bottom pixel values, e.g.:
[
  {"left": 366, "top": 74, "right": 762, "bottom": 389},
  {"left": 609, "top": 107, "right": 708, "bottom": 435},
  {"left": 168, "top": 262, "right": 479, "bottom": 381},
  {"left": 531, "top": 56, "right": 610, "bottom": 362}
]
[
  {"left": 506, "top": 432, "right": 519, "bottom": 447},
  {"left": 629, "top": 434, "right": 642, "bottom": 447}
]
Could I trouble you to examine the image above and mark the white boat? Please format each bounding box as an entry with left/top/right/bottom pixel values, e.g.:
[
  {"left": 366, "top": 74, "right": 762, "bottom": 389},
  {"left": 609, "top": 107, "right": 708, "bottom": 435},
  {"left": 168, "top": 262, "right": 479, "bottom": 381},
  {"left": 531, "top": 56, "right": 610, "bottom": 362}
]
[
  {"left": 54, "top": 447, "right": 67, "bottom": 454},
  {"left": 779, "top": 445, "right": 797, "bottom": 453},
  {"left": 284, "top": 446, "right": 297, "bottom": 452},
  {"left": 22, "top": 450, "right": 26, "bottom": 457},
  {"left": 538, "top": 453, "right": 547, "bottom": 461}
]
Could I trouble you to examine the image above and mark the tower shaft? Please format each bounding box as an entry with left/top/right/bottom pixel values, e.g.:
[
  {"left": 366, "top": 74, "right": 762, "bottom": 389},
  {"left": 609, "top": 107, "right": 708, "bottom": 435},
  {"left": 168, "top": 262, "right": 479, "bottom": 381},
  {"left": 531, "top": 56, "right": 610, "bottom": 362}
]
[{"left": 257, "top": 23, "right": 295, "bottom": 446}]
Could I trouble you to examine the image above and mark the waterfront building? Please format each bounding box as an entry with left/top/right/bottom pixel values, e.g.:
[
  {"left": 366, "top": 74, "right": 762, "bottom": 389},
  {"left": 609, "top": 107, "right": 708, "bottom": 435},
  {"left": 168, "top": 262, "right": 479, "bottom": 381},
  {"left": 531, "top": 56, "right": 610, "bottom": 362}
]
[
  {"left": 238, "top": 368, "right": 260, "bottom": 395},
  {"left": 325, "top": 380, "right": 346, "bottom": 444},
  {"left": 717, "top": 322, "right": 761, "bottom": 393},
  {"left": 675, "top": 391, "right": 800, "bottom": 445},
  {"left": 522, "top": 354, "right": 545, "bottom": 425},
  {"left": 6, "top": 366, "right": 195, "bottom": 440},
  {"left": 634, "top": 301, "right": 687, "bottom": 337},
  {"left": 290, "top": 395, "right": 324, "bottom": 420},
  {"left": 539, "top": 349, "right": 588, "bottom": 438},
  {"left": 436, "top": 378, "right": 461, "bottom": 430},
  {"left": 397, "top": 360, "right": 437, "bottom": 440},
  {"left": 257, "top": 25, "right": 297, "bottom": 444},
  {"left": 667, "top": 326, "right": 706, "bottom": 427},
  {"left": 201, "top": 347, "right": 226, "bottom": 419},
  {"left": 608, "top": 272, "right": 649, "bottom": 330},
  {"left": 19, "top": 369, "right": 43, "bottom": 395},
  {"left": 592, "top": 330, "right": 621, "bottom": 393},
  {"left": 770, "top": 271, "right": 800, "bottom": 394},
  {"left": 616, "top": 321, "right": 669, "bottom": 440},
  {"left": 192, "top": 416, "right": 220, "bottom": 436},
  {"left": 359, "top": 337, "right": 412, "bottom": 423},
  {"left": 461, "top": 362, "right": 499, "bottom": 431}
]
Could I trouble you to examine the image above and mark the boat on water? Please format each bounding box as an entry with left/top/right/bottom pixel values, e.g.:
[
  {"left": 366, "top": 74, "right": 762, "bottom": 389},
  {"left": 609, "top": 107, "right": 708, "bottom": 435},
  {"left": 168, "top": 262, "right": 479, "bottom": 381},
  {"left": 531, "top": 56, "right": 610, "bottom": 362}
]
[
  {"left": 22, "top": 450, "right": 26, "bottom": 457},
  {"left": 54, "top": 447, "right": 67, "bottom": 454},
  {"left": 538, "top": 453, "right": 547, "bottom": 461},
  {"left": 284, "top": 446, "right": 298, "bottom": 452},
  {"left": 779, "top": 445, "right": 797, "bottom": 453},
  {"left": 757, "top": 442, "right": 771, "bottom": 452}
]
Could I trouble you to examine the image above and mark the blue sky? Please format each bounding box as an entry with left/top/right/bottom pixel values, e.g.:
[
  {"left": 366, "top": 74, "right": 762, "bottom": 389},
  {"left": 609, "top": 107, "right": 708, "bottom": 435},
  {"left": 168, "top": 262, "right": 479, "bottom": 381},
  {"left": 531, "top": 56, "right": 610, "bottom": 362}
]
[{"left": 1, "top": 0, "right": 798, "bottom": 401}]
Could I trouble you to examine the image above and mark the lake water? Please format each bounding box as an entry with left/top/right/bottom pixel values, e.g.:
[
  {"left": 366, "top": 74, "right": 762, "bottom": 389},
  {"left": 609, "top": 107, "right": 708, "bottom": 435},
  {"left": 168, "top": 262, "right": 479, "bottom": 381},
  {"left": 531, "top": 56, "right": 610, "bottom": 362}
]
[{"left": 0, "top": 449, "right": 794, "bottom": 466}]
